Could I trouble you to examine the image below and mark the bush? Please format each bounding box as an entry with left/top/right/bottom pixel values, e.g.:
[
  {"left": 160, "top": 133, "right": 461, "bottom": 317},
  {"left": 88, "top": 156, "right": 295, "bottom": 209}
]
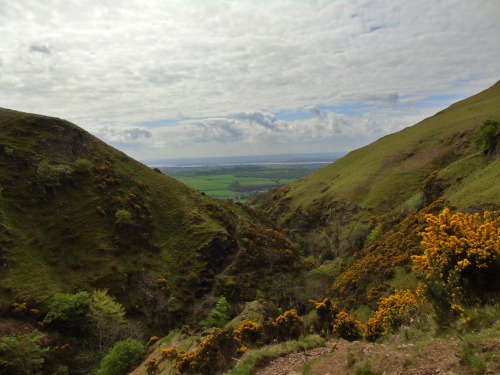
[
  {"left": 233, "top": 320, "right": 262, "bottom": 346},
  {"left": 0, "top": 330, "right": 49, "bottom": 374},
  {"left": 365, "top": 289, "right": 419, "bottom": 341},
  {"left": 310, "top": 298, "right": 339, "bottom": 334},
  {"left": 74, "top": 158, "right": 93, "bottom": 173},
  {"left": 474, "top": 119, "right": 499, "bottom": 156},
  {"left": 332, "top": 311, "right": 364, "bottom": 341},
  {"left": 412, "top": 209, "right": 500, "bottom": 318},
  {"left": 96, "top": 339, "right": 144, "bottom": 375},
  {"left": 37, "top": 160, "right": 72, "bottom": 188},
  {"left": 44, "top": 291, "right": 90, "bottom": 336},
  {"left": 271, "top": 309, "right": 304, "bottom": 341},
  {"left": 114, "top": 210, "right": 134, "bottom": 226}
]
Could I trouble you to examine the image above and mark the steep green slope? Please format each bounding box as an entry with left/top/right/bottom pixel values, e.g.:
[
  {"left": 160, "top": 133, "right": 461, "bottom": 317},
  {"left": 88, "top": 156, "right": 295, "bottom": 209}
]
[
  {"left": 253, "top": 81, "right": 500, "bottom": 226},
  {"left": 0, "top": 109, "right": 301, "bottom": 328},
  {"left": 251, "top": 82, "right": 500, "bottom": 310}
]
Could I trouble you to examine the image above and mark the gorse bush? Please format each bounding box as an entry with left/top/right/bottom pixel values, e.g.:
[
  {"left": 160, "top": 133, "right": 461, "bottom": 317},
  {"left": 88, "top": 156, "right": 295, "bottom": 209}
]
[
  {"left": 412, "top": 209, "right": 500, "bottom": 321},
  {"left": 310, "top": 298, "right": 339, "bottom": 333},
  {"left": 167, "top": 328, "right": 242, "bottom": 375},
  {"left": 233, "top": 320, "right": 262, "bottom": 346},
  {"left": 365, "top": 289, "right": 419, "bottom": 341},
  {"left": 332, "top": 311, "right": 364, "bottom": 341},
  {"left": 271, "top": 309, "right": 304, "bottom": 341}
]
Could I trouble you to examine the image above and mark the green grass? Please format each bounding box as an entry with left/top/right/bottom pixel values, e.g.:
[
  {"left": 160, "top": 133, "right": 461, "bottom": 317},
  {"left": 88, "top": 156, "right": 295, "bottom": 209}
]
[
  {"left": 172, "top": 174, "right": 296, "bottom": 200},
  {"left": 226, "top": 335, "right": 325, "bottom": 375},
  {"left": 254, "top": 81, "right": 500, "bottom": 222},
  {"left": 0, "top": 108, "right": 303, "bottom": 319}
]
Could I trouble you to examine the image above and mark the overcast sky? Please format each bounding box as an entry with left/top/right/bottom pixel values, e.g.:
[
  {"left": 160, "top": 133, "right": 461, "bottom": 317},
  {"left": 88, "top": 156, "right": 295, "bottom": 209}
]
[{"left": 1, "top": 1, "right": 499, "bottom": 162}]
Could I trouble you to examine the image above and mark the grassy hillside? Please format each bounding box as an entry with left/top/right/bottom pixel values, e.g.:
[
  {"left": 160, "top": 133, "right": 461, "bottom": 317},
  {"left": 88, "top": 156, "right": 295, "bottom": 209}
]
[
  {"left": 0, "top": 109, "right": 302, "bottom": 329},
  {"left": 251, "top": 82, "right": 500, "bottom": 310},
  {"left": 253, "top": 81, "right": 500, "bottom": 225}
]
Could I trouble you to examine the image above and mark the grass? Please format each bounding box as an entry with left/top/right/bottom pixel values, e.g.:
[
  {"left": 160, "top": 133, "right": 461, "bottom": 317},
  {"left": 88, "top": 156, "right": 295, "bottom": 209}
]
[
  {"left": 0, "top": 108, "right": 302, "bottom": 318},
  {"left": 172, "top": 173, "right": 296, "bottom": 200},
  {"left": 254, "top": 81, "right": 500, "bottom": 222},
  {"left": 225, "top": 335, "right": 325, "bottom": 375}
]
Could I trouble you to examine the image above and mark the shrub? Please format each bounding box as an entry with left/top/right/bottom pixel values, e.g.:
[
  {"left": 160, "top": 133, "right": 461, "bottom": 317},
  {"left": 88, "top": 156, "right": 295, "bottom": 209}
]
[
  {"left": 160, "top": 347, "right": 178, "bottom": 360},
  {"left": 37, "top": 160, "right": 72, "bottom": 188},
  {"left": 310, "top": 298, "right": 339, "bottom": 333},
  {"left": 96, "top": 339, "right": 144, "bottom": 375},
  {"left": 412, "top": 209, "right": 500, "bottom": 318},
  {"left": 272, "top": 309, "right": 304, "bottom": 341},
  {"left": 332, "top": 311, "right": 364, "bottom": 341},
  {"left": 74, "top": 158, "right": 93, "bottom": 173},
  {"left": 174, "top": 329, "right": 241, "bottom": 374},
  {"left": 0, "top": 330, "right": 49, "bottom": 374},
  {"left": 365, "top": 289, "right": 419, "bottom": 341},
  {"left": 233, "top": 320, "right": 262, "bottom": 346},
  {"left": 44, "top": 291, "right": 90, "bottom": 336},
  {"left": 114, "top": 209, "right": 134, "bottom": 226},
  {"left": 474, "top": 119, "right": 499, "bottom": 156}
]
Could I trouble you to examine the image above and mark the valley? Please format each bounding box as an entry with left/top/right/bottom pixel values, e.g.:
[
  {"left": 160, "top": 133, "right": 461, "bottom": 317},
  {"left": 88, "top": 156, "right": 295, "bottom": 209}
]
[
  {"left": 0, "top": 81, "right": 499, "bottom": 375},
  {"left": 160, "top": 163, "right": 334, "bottom": 201}
]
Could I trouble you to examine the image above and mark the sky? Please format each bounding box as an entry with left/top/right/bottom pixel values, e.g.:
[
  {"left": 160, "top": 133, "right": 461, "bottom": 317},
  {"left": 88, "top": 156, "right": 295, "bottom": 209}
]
[{"left": 1, "top": 1, "right": 499, "bottom": 163}]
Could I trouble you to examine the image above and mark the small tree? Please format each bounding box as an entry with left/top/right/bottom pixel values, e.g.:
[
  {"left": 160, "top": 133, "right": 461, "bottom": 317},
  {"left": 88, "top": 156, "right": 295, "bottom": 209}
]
[
  {"left": 204, "top": 296, "right": 232, "bottom": 328},
  {"left": 89, "top": 289, "right": 127, "bottom": 351},
  {"left": 0, "top": 330, "right": 49, "bottom": 374},
  {"left": 44, "top": 291, "right": 90, "bottom": 336}
]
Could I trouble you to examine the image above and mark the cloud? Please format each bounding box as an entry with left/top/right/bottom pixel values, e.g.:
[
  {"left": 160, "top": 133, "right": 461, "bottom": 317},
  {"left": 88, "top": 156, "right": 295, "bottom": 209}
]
[
  {"left": 361, "top": 93, "right": 399, "bottom": 104},
  {"left": 304, "top": 106, "right": 322, "bottom": 118},
  {"left": 29, "top": 44, "right": 51, "bottom": 54},
  {"left": 0, "top": 0, "right": 499, "bottom": 160},
  {"left": 94, "top": 125, "right": 152, "bottom": 145},
  {"left": 231, "top": 111, "right": 277, "bottom": 129}
]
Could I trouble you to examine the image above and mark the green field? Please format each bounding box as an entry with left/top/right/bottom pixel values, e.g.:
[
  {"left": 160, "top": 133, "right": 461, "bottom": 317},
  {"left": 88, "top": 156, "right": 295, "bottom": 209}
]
[{"left": 161, "top": 164, "right": 327, "bottom": 201}]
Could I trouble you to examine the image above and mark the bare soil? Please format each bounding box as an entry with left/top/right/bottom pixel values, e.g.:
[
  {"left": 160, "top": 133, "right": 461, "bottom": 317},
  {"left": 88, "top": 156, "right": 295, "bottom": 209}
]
[{"left": 253, "top": 336, "right": 500, "bottom": 375}]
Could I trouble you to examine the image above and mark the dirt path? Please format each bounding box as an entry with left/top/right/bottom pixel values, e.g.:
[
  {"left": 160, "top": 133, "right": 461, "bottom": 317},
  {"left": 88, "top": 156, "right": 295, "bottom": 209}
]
[
  {"left": 254, "top": 344, "right": 334, "bottom": 375},
  {"left": 252, "top": 337, "right": 500, "bottom": 375}
]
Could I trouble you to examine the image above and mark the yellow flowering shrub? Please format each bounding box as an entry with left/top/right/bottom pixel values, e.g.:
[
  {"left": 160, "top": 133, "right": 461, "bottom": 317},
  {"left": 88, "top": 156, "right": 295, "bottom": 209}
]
[
  {"left": 272, "top": 309, "right": 304, "bottom": 341},
  {"left": 365, "top": 289, "right": 419, "bottom": 341},
  {"left": 233, "top": 320, "right": 262, "bottom": 345},
  {"left": 412, "top": 209, "right": 500, "bottom": 310},
  {"left": 172, "top": 328, "right": 242, "bottom": 374},
  {"left": 147, "top": 336, "right": 159, "bottom": 346},
  {"left": 332, "top": 311, "right": 365, "bottom": 341},
  {"left": 160, "top": 347, "right": 178, "bottom": 360},
  {"left": 310, "top": 298, "right": 340, "bottom": 333}
]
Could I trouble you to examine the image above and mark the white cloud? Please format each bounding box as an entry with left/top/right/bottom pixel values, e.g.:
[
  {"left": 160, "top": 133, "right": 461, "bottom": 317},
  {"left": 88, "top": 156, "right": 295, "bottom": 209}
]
[
  {"left": 93, "top": 125, "right": 152, "bottom": 145},
  {"left": 0, "top": 0, "right": 499, "bottom": 160}
]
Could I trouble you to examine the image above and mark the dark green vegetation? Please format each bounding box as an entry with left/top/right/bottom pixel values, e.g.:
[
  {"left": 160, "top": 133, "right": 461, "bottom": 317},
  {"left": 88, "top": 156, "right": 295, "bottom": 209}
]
[
  {"left": 0, "top": 108, "right": 303, "bottom": 373},
  {"left": 1, "top": 82, "right": 499, "bottom": 375},
  {"left": 161, "top": 164, "right": 328, "bottom": 201}
]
